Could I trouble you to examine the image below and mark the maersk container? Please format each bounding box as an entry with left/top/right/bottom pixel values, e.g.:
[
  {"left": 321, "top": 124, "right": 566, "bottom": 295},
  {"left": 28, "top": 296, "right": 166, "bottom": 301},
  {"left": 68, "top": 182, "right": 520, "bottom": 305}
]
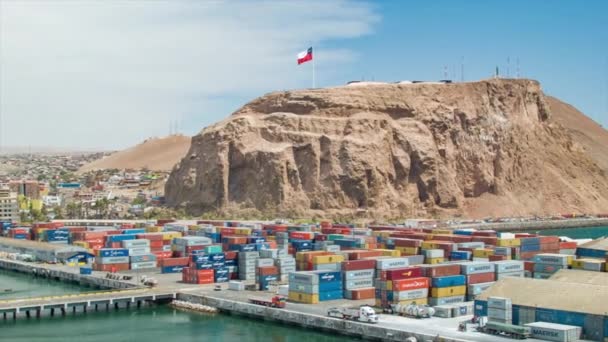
[
  {"left": 431, "top": 275, "right": 466, "bottom": 288},
  {"left": 344, "top": 279, "right": 374, "bottom": 290},
  {"left": 256, "top": 258, "right": 274, "bottom": 267},
  {"left": 344, "top": 269, "right": 375, "bottom": 280},
  {"left": 536, "top": 308, "right": 558, "bottom": 323},
  {"left": 275, "top": 257, "right": 296, "bottom": 267},
  {"left": 460, "top": 261, "right": 495, "bottom": 275},
  {"left": 467, "top": 282, "right": 495, "bottom": 296},
  {"left": 161, "top": 265, "right": 185, "bottom": 273},
  {"left": 207, "top": 253, "right": 225, "bottom": 262},
  {"left": 318, "top": 289, "right": 343, "bottom": 301},
  {"left": 493, "top": 247, "right": 512, "bottom": 256},
  {"left": 99, "top": 248, "right": 129, "bottom": 258},
  {"left": 474, "top": 299, "right": 488, "bottom": 317},
  {"left": 248, "top": 237, "right": 266, "bottom": 244},
  {"left": 130, "top": 261, "right": 157, "bottom": 270},
  {"left": 129, "top": 254, "right": 157, "bottom": 263},
  {"left": 192, "top": 254, "right": 211, "bottom": 263},
  {"left": 376, "top": 258, "right": 410, "bottom": 270},
  {"left": 533, "top": 254, "right": 571, "bottom": 266},
  {"left": 224, "top": 259, "right": 237, "bottom": 267},
  {"left": 533, "top": 264, "right": 565, "bottom": 273},
  {"left": 525, "top": 322, "right": 582, "bottom": 342},
  {"left": 493, "top": 260, "right": 524, "bottom": 273},
  {"left": 394, "top": 288, "right": 429, "bottom": 300},
  {"left": 429, "top": 295, "right": 465, "bottom": 306},
  {"left": 98, "top": 256, "right": 130, "bottom": 264},
  {"left": 576, "top": 247, "right": 607, "bottom": 258},
  {"left": 496, "top": 271, "right": 524, "bottom": 280}
]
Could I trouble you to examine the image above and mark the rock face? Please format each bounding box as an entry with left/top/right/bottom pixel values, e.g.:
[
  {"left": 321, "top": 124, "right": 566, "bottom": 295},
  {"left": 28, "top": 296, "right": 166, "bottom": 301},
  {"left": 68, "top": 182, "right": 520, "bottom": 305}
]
[{"left": 165, "top": 79, "right": 608, "bottom": 218}]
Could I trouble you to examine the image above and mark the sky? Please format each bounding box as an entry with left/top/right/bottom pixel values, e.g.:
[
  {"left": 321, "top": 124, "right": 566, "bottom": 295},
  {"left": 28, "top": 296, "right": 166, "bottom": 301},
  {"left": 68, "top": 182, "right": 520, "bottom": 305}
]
[{"left": 0, "top": 0, "right": 606, "bottom": 150}]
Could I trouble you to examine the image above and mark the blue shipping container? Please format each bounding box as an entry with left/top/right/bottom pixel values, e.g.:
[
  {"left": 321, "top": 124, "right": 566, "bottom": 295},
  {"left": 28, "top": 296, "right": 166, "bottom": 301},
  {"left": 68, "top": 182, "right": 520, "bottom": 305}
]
[
  {"left": 207, "top": 253, "right": 225, "bottom": 262},
  {"left": 474, "top": 300, "right": 488, "bottom": 317},
  {"left": 13, "top": 234, "right": 27, "bottom": 239},
  {"left": 122, "top": 229, "right": 146, "bottom": 234},
  {"left": 520, "top": 244, "right": 540, "bottom": 252},
  {"left": 248, "top": 237, "right": 266, "bottom": 244},
  {"left": 432, "top": 275, "right": 467, "bottom": 288},
  {"left": 107, "top": 234, "right": 138, "bottom": 242},
  {"left": 318, "top": 281, "right": 343, "bottom": 292},
  {"left": 318, "top": 290, "right": 343, "bottom": 301},
  {"left": 161, "top": 266, "right": 185, "bottom": 274},
  {"left": 450, "top": 251, "right": 471, "bottom": 260},
  {"left": 536, "top": 308, "right": 558, "bottom": 323},
  {"left": 214, "top": 267, "right": 229, "bottom": 277},
  {"left": 255, "top": 243, "right": 271, "bottom": 251},
  {"left": 229, "top": 244, "right": 256, "bottom": 252},
  {"left": 99, "top": 249, "right": 129, "bottom": 258},
  {"left": 204, "top": 232, "right": 221, "bottom": 243},
  {"left": 193, "top": 261, "right": 214, "bottom": 270},
  {"left": 555, "top": 310, "right": 586, "bottom": 327},
  {"left": 314, "top": 271, "right": 342, "bottom": 283},
  {"left": 224, "top": 259, "right": 237, "bottom": 266},
  {"left": 520, "top": 237, "right": 541, "bottom": 245},
  {"left": 212, "top": 261, "right": 225, "bottom": 269},
  {"left": 576, "top": 248, "right": 607, "bottom": 258},
  {"left": 192, "top": 254, "right": 210, "bottom": 263},
  {"left": 79, "top": 267, "right": 92, "bottom": 275}
]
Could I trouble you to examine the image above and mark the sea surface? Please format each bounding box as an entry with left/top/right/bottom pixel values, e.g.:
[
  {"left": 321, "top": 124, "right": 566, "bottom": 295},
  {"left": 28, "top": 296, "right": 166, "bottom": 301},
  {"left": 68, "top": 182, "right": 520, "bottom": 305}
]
[
  {"left": 535, "top": 225, "right": 608, "bottom": 240},
  {"left": 0, "top": 271, "right": 351, "bottom": 342}
]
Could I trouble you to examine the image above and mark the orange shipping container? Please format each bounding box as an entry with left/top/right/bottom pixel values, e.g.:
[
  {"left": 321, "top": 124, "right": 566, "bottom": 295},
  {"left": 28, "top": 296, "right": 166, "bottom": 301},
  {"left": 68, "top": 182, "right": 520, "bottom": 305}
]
[
  {"left": 258, "top": 266, "right": 279, "bottom": 276},
  {"left": 391, "top": 277, "right": 430, "bottom": 291}
]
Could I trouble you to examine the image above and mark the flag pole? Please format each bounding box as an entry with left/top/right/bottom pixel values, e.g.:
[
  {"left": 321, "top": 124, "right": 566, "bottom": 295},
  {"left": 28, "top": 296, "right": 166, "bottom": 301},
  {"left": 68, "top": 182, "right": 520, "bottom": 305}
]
[{"left": 312, "top": 47, "right": 316, "bottom": 88}]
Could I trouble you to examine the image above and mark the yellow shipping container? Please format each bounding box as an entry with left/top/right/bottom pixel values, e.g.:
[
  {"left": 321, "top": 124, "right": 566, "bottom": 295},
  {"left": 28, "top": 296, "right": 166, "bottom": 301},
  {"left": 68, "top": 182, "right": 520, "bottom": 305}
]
[
  {"left": 266, "top": 236, "right": 276, "bottom": 241},
  {"left": 372, "top": 231, "right": 392, "bottom": 238},
  {"left": 571, "top": 259, "right": 587, "bottom": 269},
  {"left": 73, "top": 241, "right": 89, "bottom": 248},
  {"left": 473, "top": 248, "right": 494, "bottom": 258},
  {"left": 312, "top": 255, "right": 345, "bottom": 264},
  {"left": 162, "top": 232, "right": 182, "bottom": 241},
  {"left": 496, "top": 238, "right": 521, "bottom": 247},
  {"left": 432, "top": 229, "right": 452, "bottom": 235},
  {"left": 288, "top": 291, "right": 319, "bottom": 304},
  {"left": 421, "top": 242, "right": 439, "bottom": 250},
  {"left": 426, "top": 257, "right": 444, "bottom": 264},
  {"left": 235, "top": 228, "right": 252, "bottom": 235},
  {"left": 146, "top": 226, "right": 163, "bottom": 233},
  {"left": 398, "top": 297, "right": 428, "bottom": 306},
  {"left": 373, "top": 249, "right": 401, "bottom": 257},
  {"left": 396, "top": 246, "right": 420, "bottom": 255},
  {"left": 296, "top": 251, "right": 327, "bottom": 262},
  {"left": 431, "top": 285, "right": 467, "bottom": 298}
]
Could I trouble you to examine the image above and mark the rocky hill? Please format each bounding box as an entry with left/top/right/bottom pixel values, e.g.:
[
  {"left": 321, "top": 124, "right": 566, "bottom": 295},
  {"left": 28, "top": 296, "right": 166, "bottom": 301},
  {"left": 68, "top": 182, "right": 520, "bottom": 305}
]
[
  {"left": 79, "top": 135, "right": 191, "bottom": 172},
  {"left": 165, "top": 79, "right": 608, "bottom": 219}
]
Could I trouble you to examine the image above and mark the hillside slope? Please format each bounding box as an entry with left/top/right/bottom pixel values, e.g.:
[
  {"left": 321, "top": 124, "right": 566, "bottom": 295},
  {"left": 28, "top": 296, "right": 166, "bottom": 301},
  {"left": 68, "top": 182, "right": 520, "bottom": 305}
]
[
  {"left": 79, "top": 135, "right": 191, "bottom": 172},
  {"left": 165, "top": 79, "right": 608, "bottom": 219}
]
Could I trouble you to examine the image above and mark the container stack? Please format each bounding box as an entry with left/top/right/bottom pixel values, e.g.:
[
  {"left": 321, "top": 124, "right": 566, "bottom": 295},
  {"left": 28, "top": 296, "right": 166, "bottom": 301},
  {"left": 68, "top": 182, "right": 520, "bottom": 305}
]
[
  {"left": 487, "top": 296, "right": 513, "bottom": 324},
  {"left": 288, "top": 271, "right": 342, "bottom": 303},
  {"left": 532, "top": 254, "right": 572, "bottom": 279},
  {"left": 257, "top": 257, "right": 278, "bottom": 290},
  {"left": 423, "top": 264, "right": 463, "bottom": 306},
  {"left": 274, "top": 254, "right": 296, "bottom": 282},
  {"left": 238, "top": 251, "right": 259, "bottom": 281},
  {"left": 159, "top": 257, "right": 189, "bottom": 274},
  {"left": 571, "top": 258, "right": 606, "bottom": 272},
  {"left": 343, "top": 259, "right": 376, "bottom": 300},
  {"left": 94, "top": 248, "right": 130, "bottom": 272},
  {"left": 493, "top": 260, "right": 524, "bottom": 280},
  {"left": 172, "top": 236, "right": 213, "bottom": 257}
]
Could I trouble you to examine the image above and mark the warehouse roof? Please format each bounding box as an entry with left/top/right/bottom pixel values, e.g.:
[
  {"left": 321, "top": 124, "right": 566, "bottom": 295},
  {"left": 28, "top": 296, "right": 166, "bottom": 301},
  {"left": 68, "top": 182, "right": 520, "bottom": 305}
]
[
  {"left": 578, "top": 237, "right": 608, "bottom": 250},
  {"left": 0, "top": 237, "right": 85, "bottom": 253},
  {"left": 477, "top": 277, "right": 608, "bottom": 316},
  {"left": 550, "top": 269, "right": 608, "bottom": 285}
]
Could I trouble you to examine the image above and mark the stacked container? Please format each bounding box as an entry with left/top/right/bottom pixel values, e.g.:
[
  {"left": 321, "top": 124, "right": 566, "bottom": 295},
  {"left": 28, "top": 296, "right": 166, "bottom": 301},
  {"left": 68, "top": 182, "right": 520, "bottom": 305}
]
[
  {"left": 94, "top": 248, "right": 130, "bottom": 272},
  {"left": 288, "top": 271, "right": 342, "bottom": 303},
  {"left": 493, "top": 260, "right": 524, "bottom": 279},
  {"left": 532, "top": 254, "right": 572, "bottom": 279},
  {"left": 238, "top": 251, "right": 259, "bottom": 281},
  {"left": 487, "top": 296, "right": 513, "bottom": 324},
  {"left": 343, "top": 259, "right": 376, "bottom": 300}
]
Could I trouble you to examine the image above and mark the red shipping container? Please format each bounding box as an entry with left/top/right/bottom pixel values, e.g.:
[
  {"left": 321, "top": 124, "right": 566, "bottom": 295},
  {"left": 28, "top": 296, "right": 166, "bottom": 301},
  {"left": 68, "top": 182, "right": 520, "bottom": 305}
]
[
  {"left": 94, "top": 263, "right": 130, "bottom": 272},
  {"left": 157, "top": 219, "right": 175, "bottom": 225},
  {"left": 258, "top": 266, "right": 279, "bottom": 276},
  {"left": 471, "top": 236, "right": 498, "bottom": 245},
  {"left": 381, "top": 267, "right": 422, "bottom": 280},
  {"left": 392, "top": 277, "right": 430, "bottom": 291},
  {"left": 342, "top": 259, "right": 376, "bottom": 271},
  {"left": 489, "top": 255, "right": 508, "bottom": 261},
  {"left": 472, "top": 230, "right": 497, "bottom": 237},
  {"left": 223, "top": 236, "right": 247, "bottom": 244},
  {"left": 393, "top": 238, "right": 423, "bottom": 248},
  {"left": 224, "top": 251, "right": 238, "bottom": 260},
  {"left": 349, "top": 250, "right": 383, "bottom": 260},
  {"left": 315, "top": 234, "right": 328, "bottom": 241},
  {"left": 346, "top": 288, "right": 375, "bottom": 300},
  {"left": 149, "top": 240, "right": 163, "bottom": 249},
  {"left": 290, "top": 231, "right": 315, "bottom": 240},
  {"left": 136, "top": 233, "right": 163, "bottom": 241},
  {"left": 159, "top": 257, "right": 190, "bottom": 267},
  {"left": 539, "top": 236, "right": 560, "bottom": 244},
  {"left": 559, "top": 241, "right": 577, "bottom": 249},
  {"left": 420, "top": 264, "right": 460, "bottom": 277},
  {"left": 266, "top": 241, "right": 277, "bottom": 249},
  {"left": 220, "top": 227, "right": 237, "bottom": 236},
  {"left": 153, "top": 251, "right": 173, "bottom": 259},
  {"left": 467, "top": 272, "right": 495, "bottom": 284},
  {"left": 524, "top": 261, "right": 535, "bottom": 272}
]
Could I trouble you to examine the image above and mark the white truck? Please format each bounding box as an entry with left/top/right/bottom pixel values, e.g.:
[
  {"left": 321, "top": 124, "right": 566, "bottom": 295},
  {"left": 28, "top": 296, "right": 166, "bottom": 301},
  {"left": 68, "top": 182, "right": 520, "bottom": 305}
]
[{"left": 327, "top": 305, "right": 379, "bottom": 323}]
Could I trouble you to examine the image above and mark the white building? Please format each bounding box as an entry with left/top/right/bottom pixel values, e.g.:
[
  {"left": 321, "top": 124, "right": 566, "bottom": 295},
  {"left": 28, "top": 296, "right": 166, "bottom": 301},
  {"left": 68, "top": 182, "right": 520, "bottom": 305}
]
[
  {"left": 43, "top": 195, "right": 62, "bottom": 207},
  {"left": 0, "top": 189, "right": 19, "bottom": 222}
]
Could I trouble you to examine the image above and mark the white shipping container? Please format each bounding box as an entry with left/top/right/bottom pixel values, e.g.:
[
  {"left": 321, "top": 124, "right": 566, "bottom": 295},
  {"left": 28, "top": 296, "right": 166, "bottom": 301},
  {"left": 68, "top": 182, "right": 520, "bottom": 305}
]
[
  {"left": 239, "top": 251, "right": 260, "bottom": 259},
  {"left": 433, "top": 305, "right": 453, "bottom": 318},
  {"left": 238, "top": 259, "right": 257, "bottom": 267},
  {"left": 525, "top": 322, "right": 582, "bottom": 342},
  {"left": 288, "top": 272, "right": 319, "bottom": 285},
  {"left": 312, "top": 263, "right": 341, "bottom": 271},
  {"left": 324, "top": 245, "right": 340, "bottom": 252},
  {"left": 130, "top": 261, "right": 157, "bottom": 269},
  {"left": 344, "top": 279, "right": 374, "bottom": 290},
  {"left": 533, "top": 254, "right": 570, "bottom": 266},
  {"left": 493, "top": 260, "right": 524, "bottom": 273},
  {"left": 423, "top": 249, "right": 444, "bottom": 258},
  {"left": 496, "top": 271, "right": 524, "bottom": 280},
  {"left": 455, "top": 242, "right": 485, "bottom": 249},
  {"left": 279, "top": 266, "right": 296, "bottom": 274},
  {"left": 582, "top": 260, "right": 605, "bottom": 272},
  {"left": 277, "top": 285, "right": 289, "bottom": 296},
  {"left": 493, "top": 247, "right": 512, "bottom": 256},
  {"left": 256, "top": 258, "right": 274, "bottom": 267},
  {"left": 461, "top": 261, "right": 496, "bottom": 275},
  {"left": 275, "top": 257, "right": 296, "bottom": 266},
  {"left": 122, "top": 239, "right": 150, "bottom": 248},
  {"left": 487, "top": 296, "right": 512, "bottom": 310},
  {"left": 344, "top": 269, "right": 375, "bottom": 280},
  {"left": 395, "top": 288, "right": 429, "bottom": 300},
  {"left": 376, "top": 258, "right": 410, "bottom": 270},
  {"left": 98, "top": 256, "right": 130, "bottom": 264},
  {"left": 404, "top": 255, "right": 425, "bottom": 265},
  {"left": 467, "top": 282, "right": 495, "bottom": 296},
  {"left": 228, "top": 281, "right": 245, "bottom": 291},
  {"left": 128, "top": 247, "right": 151, "bottom": 256},
  {"left": 259, "top": 249, "right": 278, "bottom": 258}
]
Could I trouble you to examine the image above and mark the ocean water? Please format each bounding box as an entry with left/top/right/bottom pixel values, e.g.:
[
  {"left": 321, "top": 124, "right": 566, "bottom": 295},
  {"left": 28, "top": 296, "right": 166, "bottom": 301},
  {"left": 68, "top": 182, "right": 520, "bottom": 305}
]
[
  {"left": 0, "top": 271, "right": 351, "bottom": 342},
  {"left": 535, "top": 226, "right": 608, "bottom": 240}
]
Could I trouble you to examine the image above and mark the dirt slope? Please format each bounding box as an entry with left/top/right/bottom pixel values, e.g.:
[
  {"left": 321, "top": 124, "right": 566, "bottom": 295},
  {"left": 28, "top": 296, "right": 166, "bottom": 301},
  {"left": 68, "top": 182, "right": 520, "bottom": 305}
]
[
  {"left": 165, "top": 79, "right": 608, "bottom": 219},
  {"left": 79, "top": 135, "right": 191, "bottom": 172}
]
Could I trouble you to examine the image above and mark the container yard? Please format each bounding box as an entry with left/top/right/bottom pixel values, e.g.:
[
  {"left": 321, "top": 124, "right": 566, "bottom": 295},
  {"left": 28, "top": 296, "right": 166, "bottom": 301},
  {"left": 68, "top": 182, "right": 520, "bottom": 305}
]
[{"left": 0, "top": 219, "right": 607, "bottom": 341}]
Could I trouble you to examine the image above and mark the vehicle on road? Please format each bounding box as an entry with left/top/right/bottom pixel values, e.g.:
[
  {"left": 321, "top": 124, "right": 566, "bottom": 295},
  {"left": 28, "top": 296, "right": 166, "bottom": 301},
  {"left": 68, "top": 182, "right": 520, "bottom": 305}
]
[
  {"left": 248, "top": 296, "right": 286, "bottom": 308},
  {"left": 477, "top": 321, "right": 531, "bottom": 339},
  {"left": 383, "top": 303, "right": 435, "bottom": 319},
  {"left": 327, "top": 305, "right": 378, "bottom": 323}
]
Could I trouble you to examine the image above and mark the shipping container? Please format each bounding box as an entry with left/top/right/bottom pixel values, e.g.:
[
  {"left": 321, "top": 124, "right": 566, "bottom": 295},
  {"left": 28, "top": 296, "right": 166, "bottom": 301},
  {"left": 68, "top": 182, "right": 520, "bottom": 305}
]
[
  {"left": 525, "top": 322, "right": 582, "bottom": 342},
  {"left": 428, "top": 295, "right": 465, "bottom": 306},
  {"left": 431, "top": 275, "right": 466, "bottom": 288},
  {"left": 431, "top": 286, "right": 466, "bottom": 298}
]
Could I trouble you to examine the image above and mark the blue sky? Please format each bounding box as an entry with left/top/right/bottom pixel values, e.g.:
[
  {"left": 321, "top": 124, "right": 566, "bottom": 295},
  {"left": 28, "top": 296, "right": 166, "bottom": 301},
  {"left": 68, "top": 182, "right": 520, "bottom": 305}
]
[{"left": 1, "top": 0, "right": 606, "bottom": 149}]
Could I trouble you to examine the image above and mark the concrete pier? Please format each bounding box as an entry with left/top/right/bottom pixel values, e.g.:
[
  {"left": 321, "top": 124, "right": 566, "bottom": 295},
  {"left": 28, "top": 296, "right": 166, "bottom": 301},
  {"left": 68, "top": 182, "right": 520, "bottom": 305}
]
[{"left": 452, "top": 217, "right": 608, "bottom": 232}]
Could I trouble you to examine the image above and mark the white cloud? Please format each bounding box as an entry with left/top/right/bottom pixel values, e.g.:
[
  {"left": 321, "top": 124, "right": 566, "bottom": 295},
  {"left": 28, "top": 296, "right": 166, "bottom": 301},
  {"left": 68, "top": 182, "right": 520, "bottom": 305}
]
[{"left": 0, "top": 0, "right": 378, "bottom": 150}]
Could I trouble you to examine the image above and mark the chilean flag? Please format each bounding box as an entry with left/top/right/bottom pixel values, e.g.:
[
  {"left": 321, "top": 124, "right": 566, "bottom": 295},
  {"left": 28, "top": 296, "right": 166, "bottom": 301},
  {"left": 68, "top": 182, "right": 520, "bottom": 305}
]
[{"left": 297, "top": 47, "right": 313, "bottom": 65}]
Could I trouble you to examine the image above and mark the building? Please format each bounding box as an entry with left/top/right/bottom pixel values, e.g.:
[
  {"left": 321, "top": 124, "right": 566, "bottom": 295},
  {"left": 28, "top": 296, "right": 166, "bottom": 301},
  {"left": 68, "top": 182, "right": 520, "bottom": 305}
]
[
  {"left": 43, "top": 195, "right": 62, "bottom": 207},
  {"left": 0, "top": 189, "right": 19, "bottom": 222},
  {"left": 9, "top": 180, "right": 41, "bottom": 199},
  {"left": 475, "top": 275, "right": 608, "bottom": 341},
  {"left": 0, "top": 237, "right": 87, "bottom": 263}
]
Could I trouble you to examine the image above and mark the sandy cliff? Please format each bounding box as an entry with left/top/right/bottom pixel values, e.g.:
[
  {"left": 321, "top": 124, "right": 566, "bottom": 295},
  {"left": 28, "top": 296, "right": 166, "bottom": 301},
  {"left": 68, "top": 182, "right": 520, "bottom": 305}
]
[{"left": 165, "top": 79, "right": 608, "bottom": 218}]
